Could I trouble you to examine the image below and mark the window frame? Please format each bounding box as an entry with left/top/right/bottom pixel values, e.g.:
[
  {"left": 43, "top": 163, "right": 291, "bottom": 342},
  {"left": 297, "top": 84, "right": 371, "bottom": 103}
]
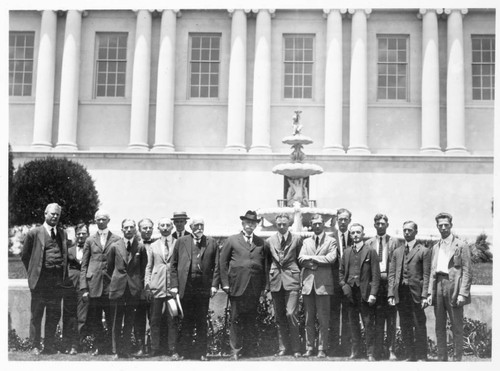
[
  {"left": 282, "top": 33, "right": 315, "bottom": 100},
  {"left": 9, "top": 31, "right": 35, "bottom": 97},
  {"left": 376, "top": 34, "right": 410, "bottom": 102},
  {"left": 93, "top": 32, "right": 128, "bottom": 99},
  {"left": 471, "top": 34, "right": 495, "bottom": 101},
  {"left": 188, "top": 32, "right": 222, "bottom": 100}
]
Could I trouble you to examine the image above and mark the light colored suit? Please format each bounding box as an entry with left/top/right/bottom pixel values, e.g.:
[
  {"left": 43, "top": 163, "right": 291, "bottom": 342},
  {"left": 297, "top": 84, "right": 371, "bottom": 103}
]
[
  {"left": 145, "top": 235, "right": 175, "bottom": 298},
  {"left": 428, "top": 235, "right": 472, "bottom": 361},
  {"left": 265, "top": 232, "right": 302, "bottom": 353},
  {"left": 299, "top": 233, "right": 337, "bottom": 352}
]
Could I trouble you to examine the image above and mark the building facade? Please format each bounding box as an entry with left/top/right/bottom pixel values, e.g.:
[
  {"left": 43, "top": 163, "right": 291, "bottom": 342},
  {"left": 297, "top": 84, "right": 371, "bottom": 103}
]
[{"left": 8, "top": 8, "right": 495, "bottom": 237}]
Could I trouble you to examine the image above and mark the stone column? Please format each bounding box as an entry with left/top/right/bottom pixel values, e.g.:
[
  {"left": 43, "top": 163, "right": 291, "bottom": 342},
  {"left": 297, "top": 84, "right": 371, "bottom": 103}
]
[
  {"left": 152, "top": 9, "right": 179, "bottom": 153},
  {"left": 224, "top": 9, "right": 248, "bottom": 153},
  {"left": 129, "top": 10, "right": 152, "bottom": 151},
  {"left": 249, "top": 9, "right": 273, "bottom": 154},
  {"left": 323, "top": 9, "right": 346, "bottom": 154},
  {"left": 347, "top": 9, "right": 371, "bottom": 154},
  {"left": 32, "top": 10, "right": 57, "bottom": 150},
  {"left": 419, "top": 9, "right": 443, "bottom": 154},
  {"left": 445, "top": 8, "right": 468, "bottom": 155},
  {"left": 55, "top": 10, "right": 84, "bottom": 151}
]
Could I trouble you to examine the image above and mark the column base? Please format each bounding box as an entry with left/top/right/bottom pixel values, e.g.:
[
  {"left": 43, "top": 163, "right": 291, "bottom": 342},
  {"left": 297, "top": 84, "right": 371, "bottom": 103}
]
[
  {"left": 420, "top": 147, "right": 443, "bottom": 155},
  {"left": 249, "top": 145, "right": 272, "bottom": 154},
  {"left": 151, "top": 144, "right": 175, "bottom": 153},
  {"left": 446, "top": 147, "right": 469, "bottom": 156},
  {"left": 30, "top": 143, "right": 53, "bottom": 151},
  {"left": 224, "top": 145, "right": 247, "bottom": 153},
  {"left": 322, "top": 146, "right": 345, "bottom": 154},
  {"left": 347, "top": 146, "right": 370, "bottom": 155},
  {"left": 54, "top": 143, "right": 78, "bottom": 152},
  {"left": 128, "top": 143, "right": 150, "bottom": 152}
]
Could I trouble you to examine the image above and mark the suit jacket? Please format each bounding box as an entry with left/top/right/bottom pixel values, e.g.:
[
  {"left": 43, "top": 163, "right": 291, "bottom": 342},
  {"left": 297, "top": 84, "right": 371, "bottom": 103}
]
[
  {"left": 171, "top": 235, "right": 221, "bottom": 298},
  {"left": 388, "top": 242, "right": 431, "bottom": 304},
  {"left": 264, "top": 233, "right": 302, "bottom": 292},
  {"left": 80, "top": 231, "right": 120, "bottom": 297},
  {"left": 339, "top": 243, "right": 381, "bottom": 301},
  {"left": 365, "top": 234, "right": 399, "bottom": 296},
  {"left": 107, "top": 237, "right": 148, "bottom": 300},
  {"left": 220, "top": 232, "right": 266, "bottom": 297},
  {"left": 172, "top": 230, "right": 192, "bottom": 240},
  {"left": 428, "top": 235, "right": 472, "bottom": 306},
  {"left": 332, "top": 231, "right": 353, "bottom": 293},
  {"left": 64, "top": 243, "right": 84, "bottom": 289},
  {"left": 144, "top": 235, "right": 175, "bottom": 298},
  {"left": 21, "top": 225, "right": 68, "bottom": 290},
  {"left": 299, "top": 234, "right": 337, "bottom": 295}
]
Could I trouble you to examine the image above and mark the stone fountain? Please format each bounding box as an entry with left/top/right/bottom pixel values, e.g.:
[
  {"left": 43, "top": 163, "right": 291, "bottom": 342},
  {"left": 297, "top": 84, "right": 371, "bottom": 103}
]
[{"left": 257, "top": 111, "right": 337, "bottom": 233}]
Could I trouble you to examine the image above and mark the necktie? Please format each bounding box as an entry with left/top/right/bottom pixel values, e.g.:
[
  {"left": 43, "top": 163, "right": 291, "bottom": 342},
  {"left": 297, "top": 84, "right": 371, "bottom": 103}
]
[
  {"left": 342, "top": 233, "right": 346, "bottom": 249},
  {"left": 164, "top": 239, "right": 169, "bottom": 258},
  {"left": 405, "top": 244, "right": 409, "bottom": 256},
  {"left": 281, "top": 236, "right": 286, "bottom": 250},
  {"left": 378, "top": 237, "right": 383, "bottom": 262},
  {"left": 126, "top": 241, "right": 131, "bottom": 259},
  {"left": 246, "top": 236, "right": 251, "bottom": 246},
  {"left": 51, "top": 228, "right": 56, "bottom": 240},
  {"left": 315, "top": 236, "right": 319, "bottom": 248},
  {"left": 195, "top": 239, "right": 201, "bottom": 247}
]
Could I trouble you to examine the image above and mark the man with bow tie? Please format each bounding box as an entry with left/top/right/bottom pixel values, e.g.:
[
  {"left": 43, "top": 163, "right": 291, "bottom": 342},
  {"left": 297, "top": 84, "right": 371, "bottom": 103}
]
[
  {"left": 388, "top": 221, "right": 430, "bottom": 362},
  {"left": 22, "top": 203, "right": 68, "bottom": 355},
  {"left": 427, "top": 213, "right": 472, "bottom": 362},
  {"left": 298, "top": 214, "right": 337, "bottom": 358},
  {"left": 220, "top": 210, "right": 266, "bottom": 360},
  {"left": 144, "top": 217, "right": 180, "bottom": 359},
  {"left": 339, "top": 223, "right": 380, "bottom": 361},
  {"left": 170, "top": 217, "right": 220, "bottom": 361},
  {"left": 80, "top": 209, "right": 120, "bottom": 356},
  {"left": 107, "top": 219, "right": 148, "bottom": 359},
  {"left": 264, "top": 214, "right": 302, "bottom": 358}
]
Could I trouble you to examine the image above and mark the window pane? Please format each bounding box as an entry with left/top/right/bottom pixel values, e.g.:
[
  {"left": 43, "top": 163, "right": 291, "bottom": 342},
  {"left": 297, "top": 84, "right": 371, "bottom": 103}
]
[
  {"left": 116, "top": 85, "right": 125, "bottom": 97},
  {"left": 210, "top": 87, "right": 218, "bottom": 97},
  {"left": 191, "top": 86, "right": 199, "bottom": 97},
  {"left": 200, "top": 86, "right": 208, "bottom": 97},
  {"left": 284, "top": 86, "right": 292, "bottom": 98}
]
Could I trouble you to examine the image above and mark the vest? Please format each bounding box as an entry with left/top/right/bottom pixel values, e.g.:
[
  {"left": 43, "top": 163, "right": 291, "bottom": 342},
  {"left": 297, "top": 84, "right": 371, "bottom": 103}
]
[
  {"left": 44, "top": 232, "right": 63, "bottom": 269},
  {"left": 347, "top": 248, "right": 362, "bottom": 287}
]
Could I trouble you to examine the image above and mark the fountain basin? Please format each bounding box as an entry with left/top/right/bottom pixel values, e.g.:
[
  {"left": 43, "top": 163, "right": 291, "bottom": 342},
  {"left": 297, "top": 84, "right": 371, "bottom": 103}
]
[
  {"left": 272, "top": 163, "right": 323, "bottom": 178},
  {"left": 282, "top": 134, "right": 313, "bottom": 145}
]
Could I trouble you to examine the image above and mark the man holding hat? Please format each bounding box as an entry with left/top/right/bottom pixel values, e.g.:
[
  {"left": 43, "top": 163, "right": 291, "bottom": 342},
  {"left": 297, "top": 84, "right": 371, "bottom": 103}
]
[
  {"left": 171, "top": 212, "right": 192, "bottom": 240},
  {"left": 220, "top": 210, "right": 266, "bottom": 360},
  {"left": 170, "top": 217, "right": 220, "bottom": 361}
]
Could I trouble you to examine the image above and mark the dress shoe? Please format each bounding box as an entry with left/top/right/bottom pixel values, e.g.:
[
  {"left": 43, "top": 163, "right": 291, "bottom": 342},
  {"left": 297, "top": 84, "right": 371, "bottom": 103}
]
[
  {"left": 68, "top": 347, "right": 78, "bottom": 355},
  {"left": 132, "top": 348, "right": 145, "bottom": 358},
  {"left": 368, "top": 355, "right": 376, "bottom": 362},
  {"left": 303, "top": 349, "right": 314, "bottom": 357},
  {"left": 274, "top": 350, "right": 287, "bottom": 357},
  {"left": 317, "top": 350, "right": 326, "bottom": 358},
  {"left": 31, "top": 347, "right": 41, "bottom": 356},
  {"left": 348, "top": 352, "right": 360, "bottom": 360},
  {"left": 200, "top": 355, "right": 209, "bottom": 361},
  {"left": 91, "top": 348, "right": 100, "bottom": 356},
  {"left": 171, "top": 352, "right": 183, "bottom": 361},
  {"left": 232, "top": 353, "right": 240, "bottom": 361},
  {"left": 389, "top": 351, "right": 397, "bottom": 361},
  {"left": 293, "top": 352, "right": 301, "bottom": 358}
]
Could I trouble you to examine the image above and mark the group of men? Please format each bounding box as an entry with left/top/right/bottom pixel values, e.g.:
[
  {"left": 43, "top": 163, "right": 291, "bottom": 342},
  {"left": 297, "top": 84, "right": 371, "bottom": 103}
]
[{"left": 21, "top": 203, "right": 472, "bottom": 362}]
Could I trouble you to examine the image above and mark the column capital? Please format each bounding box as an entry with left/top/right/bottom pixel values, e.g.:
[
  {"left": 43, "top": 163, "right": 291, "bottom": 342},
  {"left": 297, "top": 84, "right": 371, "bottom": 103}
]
[
  {"left": 444, "top": 8, "right": 468, "bottom": 16},
  {"left": 323, "top": 9, "right": 347, "bottom": 19},
  {"left": 417, "top": 8, "right": 443, "bottom": 19},
  {"left": 155, "top": 9, "right": 181, "bottom": 17},
  {"left": 251, "top": 9, "right": 275, "bottom": 18},
  {"left": 228, "top": 9, "right": 252, "bottom": 18},
  {"left": 132, "top": 9, "right": 154, "bottom": 15},
  {"left": 348, "top": 9, "right": 372, "bottom": 17}
]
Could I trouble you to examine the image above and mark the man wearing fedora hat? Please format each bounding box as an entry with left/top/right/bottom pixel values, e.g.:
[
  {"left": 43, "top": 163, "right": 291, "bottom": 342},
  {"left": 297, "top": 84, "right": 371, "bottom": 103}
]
[
  {"left": 220, "top": 210, "right": 266, "bottom": 360},
  {"left": 170, "top": 217, "right": 220, "bottom": 361},
  {"left": 171, "top": 212, "right": 192, "bottom": 240}
]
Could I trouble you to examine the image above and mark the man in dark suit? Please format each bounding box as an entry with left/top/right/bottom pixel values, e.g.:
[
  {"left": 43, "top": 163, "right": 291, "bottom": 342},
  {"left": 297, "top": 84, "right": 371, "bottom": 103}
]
[
  {"left": 80, "top": 209, "right": 120, "bottom": 355},
  {"left": 170, "top": 216, "right": 220, "bottom": 361},
  {"left": 264, "top": 214, "right": 302, "bottom": 358},
  {"left": 299, "top": 214, "right": 337, "bottom": 358},
  {"left": 365, "top": 213, "right": 398, "bottom": 360},
  {"left": 329, "top": 208, "right": 353, "bottom": 356},
  {"left": 388, "top": 221, "right": 430, "bottom": 362},
  {"left": 427, "top": 213, "right": 472, "bottom": 362},
  {"left": 220, "top": 210, "right": 266, "bottom": 360},
  {"left": 171, "top": 211, "right": 192, "bottom": 239},
  {"left": 21, "top": 203, "right": 68, "bottom": 355},
  {"left": 107, "top": 219, "right": 148, "bottom": 358},
  {"left": 339, "top": 223, "right": 380, "bottom": 361},
  {"left": 132, "top": 218, "right": 157, "bottom": 357},
  {"left": 62, "top": 223, "right": 89, "bottom": 355}
]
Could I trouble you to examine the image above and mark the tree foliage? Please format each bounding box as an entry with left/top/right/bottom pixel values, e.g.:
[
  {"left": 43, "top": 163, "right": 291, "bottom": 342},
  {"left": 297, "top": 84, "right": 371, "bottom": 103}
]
[{"left": 10, "top": 157, "right": 100, "bottom": 226}]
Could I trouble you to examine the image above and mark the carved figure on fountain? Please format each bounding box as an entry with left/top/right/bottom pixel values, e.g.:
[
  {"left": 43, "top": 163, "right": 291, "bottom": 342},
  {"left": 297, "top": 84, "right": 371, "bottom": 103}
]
[{"left": 286, "top": 178, "right": 309, "bottom": 207}]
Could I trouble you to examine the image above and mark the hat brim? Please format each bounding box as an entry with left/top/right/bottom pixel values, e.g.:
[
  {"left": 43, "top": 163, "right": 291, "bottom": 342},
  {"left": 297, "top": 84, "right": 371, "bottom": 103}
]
[
  {"left": 239, "top": 216, "right": 261, "bottom": 222},
  {"left": 167, "top": 294, "right": 184, "bottom": 318},
  {"left": 171, "top": 216, "right": 189, "bottom": 220}
]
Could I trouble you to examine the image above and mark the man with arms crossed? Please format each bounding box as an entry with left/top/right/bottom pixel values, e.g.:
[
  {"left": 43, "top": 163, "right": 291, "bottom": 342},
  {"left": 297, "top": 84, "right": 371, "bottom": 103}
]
[{"left": 264, "top": 214, "right": 302, "bottom": 358}]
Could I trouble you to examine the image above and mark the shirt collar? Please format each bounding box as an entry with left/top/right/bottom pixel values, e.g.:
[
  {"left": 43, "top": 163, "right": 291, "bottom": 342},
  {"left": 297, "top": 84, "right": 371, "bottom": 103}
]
[
  {"left": 43, "top": 222, "right": 56, "bottom": 235},
  {"left": 354, "top": 241, "right": 364, "bottom": 251},
  {"left": 123, "top": 237, "right": 134, "bottom": 244},
  {"left": 441, "top": 234, "right": 453, "bottom": 245},
  {"left": 406, "top": 239, "right": 417, "bottom": 249},
  {"left": 279, "top": 231, "right": 289, "bottom": 241},
  {"left": 314, "top": 232, "right": 325, "bottom": 241},
  {"left": 98, "top": 228, "right": 109, "bottom": 235},
  {"left": 242, "top": 231, "right": 253, "bottom": 239}
]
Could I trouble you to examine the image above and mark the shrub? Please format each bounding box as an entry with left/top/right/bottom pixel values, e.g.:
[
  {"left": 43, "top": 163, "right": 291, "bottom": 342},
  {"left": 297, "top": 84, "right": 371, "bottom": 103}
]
[
  {"left": 10, "top": 157, "right": 100, "bottom": 226},
  {"left": 470, "top": 233, "right": 493, "bottom": 263}
]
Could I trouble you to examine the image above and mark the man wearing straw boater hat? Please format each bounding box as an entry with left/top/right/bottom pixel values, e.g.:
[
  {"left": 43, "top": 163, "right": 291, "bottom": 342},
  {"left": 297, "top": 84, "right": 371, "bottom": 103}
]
[
  {"left": 220, "top": 210, "right": 266, "bottom": 360},
  {"left": 171, "top": 212, "right": 192, "bottom": 240}
]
